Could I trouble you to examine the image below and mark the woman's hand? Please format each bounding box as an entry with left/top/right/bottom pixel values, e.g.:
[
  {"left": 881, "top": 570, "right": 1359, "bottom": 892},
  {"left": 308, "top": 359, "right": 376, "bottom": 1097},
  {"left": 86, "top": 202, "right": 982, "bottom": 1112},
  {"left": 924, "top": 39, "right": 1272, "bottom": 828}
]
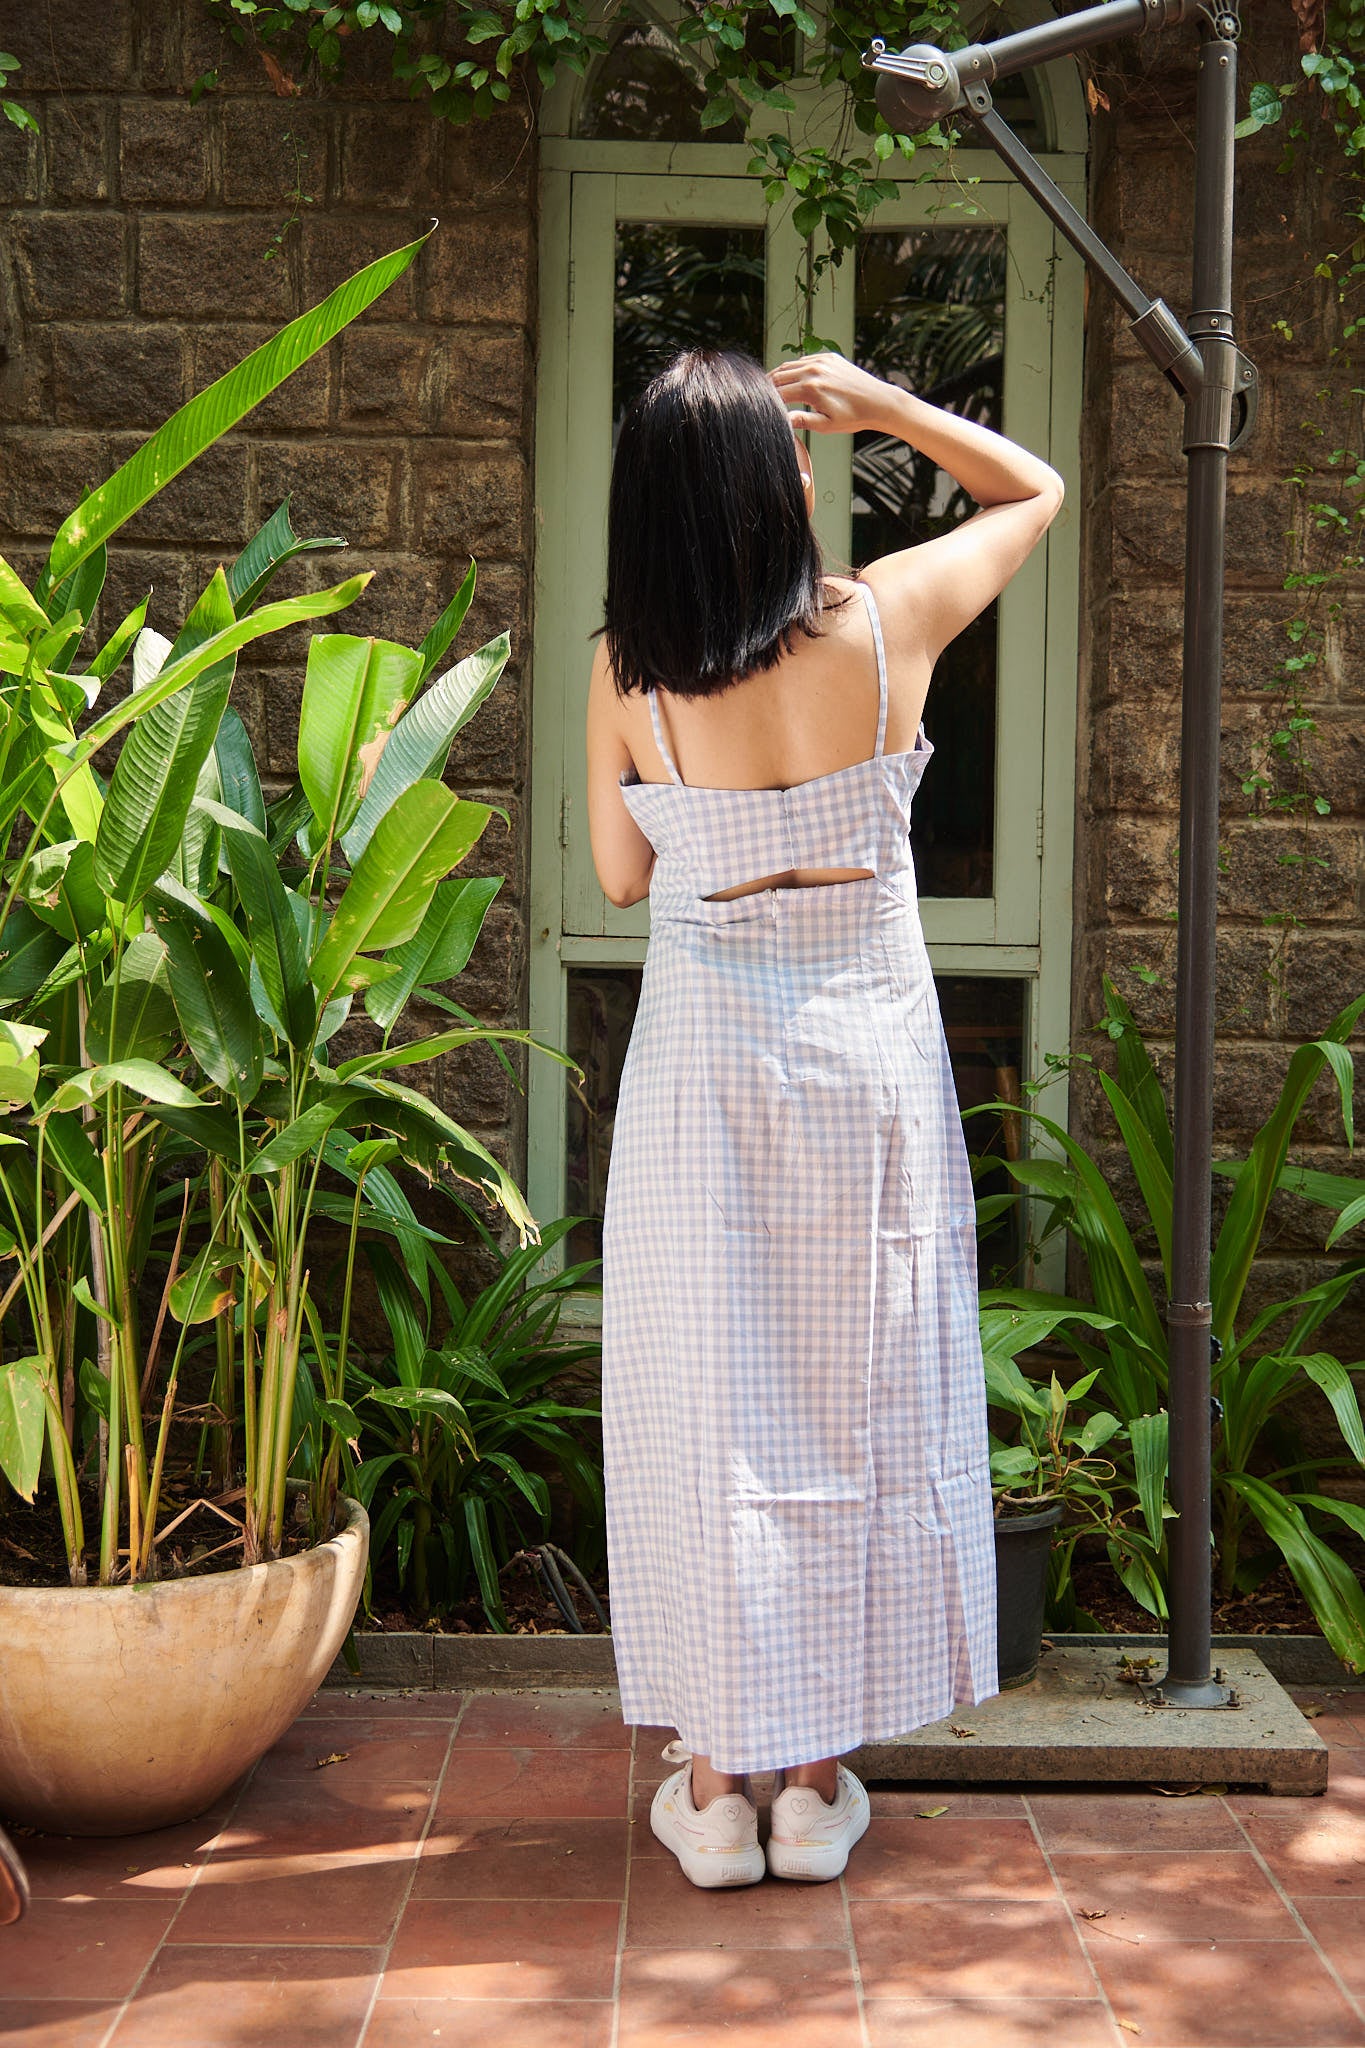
[{"left": 770, "top": 353, "right": 900, "bottom": 435}]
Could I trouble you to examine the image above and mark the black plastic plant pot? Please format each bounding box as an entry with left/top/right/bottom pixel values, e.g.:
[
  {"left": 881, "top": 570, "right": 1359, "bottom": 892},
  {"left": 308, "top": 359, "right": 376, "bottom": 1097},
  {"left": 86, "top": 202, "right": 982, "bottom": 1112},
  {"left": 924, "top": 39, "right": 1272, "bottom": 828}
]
[{"left": 994, "top": 1497, "right": 1064, "bottom": 1689}]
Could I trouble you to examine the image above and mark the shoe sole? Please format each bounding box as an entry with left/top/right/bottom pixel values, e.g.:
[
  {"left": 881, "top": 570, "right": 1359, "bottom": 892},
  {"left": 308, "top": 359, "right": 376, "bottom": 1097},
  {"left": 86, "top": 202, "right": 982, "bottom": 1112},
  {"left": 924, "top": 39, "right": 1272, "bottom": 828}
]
[
  {"left": 650, "top": 1799, "right": 765, "bottom": 1888},
  {"left": 766, "top": 1804, "right": 871, "bottom": 1883}
]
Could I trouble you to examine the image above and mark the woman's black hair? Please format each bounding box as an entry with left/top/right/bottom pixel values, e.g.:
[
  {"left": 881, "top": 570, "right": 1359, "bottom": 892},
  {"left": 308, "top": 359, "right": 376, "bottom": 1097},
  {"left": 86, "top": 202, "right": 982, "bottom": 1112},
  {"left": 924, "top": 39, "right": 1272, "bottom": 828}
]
[{"left": 603, "top": 347, "right": 831, "bottom": 698}]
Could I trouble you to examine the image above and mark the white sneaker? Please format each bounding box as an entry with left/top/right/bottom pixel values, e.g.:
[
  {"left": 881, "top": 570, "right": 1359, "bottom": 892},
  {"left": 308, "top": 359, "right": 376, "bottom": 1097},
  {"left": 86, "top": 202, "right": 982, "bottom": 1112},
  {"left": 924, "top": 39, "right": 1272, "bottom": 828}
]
[
  {"left": 766, "top": 1763, "right": 871, "bottom": 1881},
  {"left": 649, "top": 1741, "right": 765, "bottom": 1888}
]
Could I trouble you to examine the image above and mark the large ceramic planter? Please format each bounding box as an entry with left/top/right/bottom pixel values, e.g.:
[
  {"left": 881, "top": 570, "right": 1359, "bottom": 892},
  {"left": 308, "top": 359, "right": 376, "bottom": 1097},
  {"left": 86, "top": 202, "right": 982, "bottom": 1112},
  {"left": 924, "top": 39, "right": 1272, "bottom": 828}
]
[
  {"left": 994, "top": 1497, "right": 1063, "bottom": 1688},
  {"left": 0, "top": 1495, "right": 368, "bottom": 1837}
]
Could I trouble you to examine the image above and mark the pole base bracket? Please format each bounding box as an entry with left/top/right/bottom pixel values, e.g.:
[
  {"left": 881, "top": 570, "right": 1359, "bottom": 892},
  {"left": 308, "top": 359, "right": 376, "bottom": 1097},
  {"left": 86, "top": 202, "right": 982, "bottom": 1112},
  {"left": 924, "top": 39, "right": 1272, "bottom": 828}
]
[{"left": 1139, "top": 1668, "right": 1240, "bottom": 1709}]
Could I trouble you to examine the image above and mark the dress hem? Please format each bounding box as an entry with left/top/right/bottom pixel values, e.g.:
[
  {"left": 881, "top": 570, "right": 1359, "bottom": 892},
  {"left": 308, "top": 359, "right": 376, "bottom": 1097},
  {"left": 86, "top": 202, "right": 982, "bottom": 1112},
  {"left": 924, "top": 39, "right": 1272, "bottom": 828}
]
[{"left": 622, "top": 1680, "right": 1002, "bottom": 1776}]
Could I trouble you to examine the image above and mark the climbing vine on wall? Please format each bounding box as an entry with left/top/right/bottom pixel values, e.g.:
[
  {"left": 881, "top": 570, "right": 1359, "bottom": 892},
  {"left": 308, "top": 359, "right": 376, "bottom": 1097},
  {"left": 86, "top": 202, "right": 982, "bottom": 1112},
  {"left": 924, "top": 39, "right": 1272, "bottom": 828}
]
[{"left": 1233, "top": 0, "right": 1364, "bottom": 1005}]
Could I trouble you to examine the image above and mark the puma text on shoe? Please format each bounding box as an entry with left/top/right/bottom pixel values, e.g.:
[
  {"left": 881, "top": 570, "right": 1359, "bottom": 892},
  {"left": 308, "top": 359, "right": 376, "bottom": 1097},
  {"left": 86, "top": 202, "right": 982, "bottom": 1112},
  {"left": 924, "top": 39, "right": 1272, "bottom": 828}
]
[{"left": 649, "top": 1741, "right": 765, "bottom": 1888}]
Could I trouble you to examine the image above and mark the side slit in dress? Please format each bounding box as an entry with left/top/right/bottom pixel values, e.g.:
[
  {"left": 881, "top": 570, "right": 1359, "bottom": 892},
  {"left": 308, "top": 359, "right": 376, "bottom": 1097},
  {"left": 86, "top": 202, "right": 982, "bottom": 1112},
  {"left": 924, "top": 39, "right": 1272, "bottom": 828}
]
[{"left": 601, "top": 580, "right": 998, "bottom": 1774}]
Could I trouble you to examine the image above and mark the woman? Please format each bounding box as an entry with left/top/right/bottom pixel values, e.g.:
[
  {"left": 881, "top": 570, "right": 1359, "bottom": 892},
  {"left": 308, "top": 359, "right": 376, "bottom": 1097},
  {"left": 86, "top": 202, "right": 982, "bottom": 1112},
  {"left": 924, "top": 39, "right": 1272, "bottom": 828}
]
[{"left": 587, "top": 348, "right": 1063, "bottom": 1887}]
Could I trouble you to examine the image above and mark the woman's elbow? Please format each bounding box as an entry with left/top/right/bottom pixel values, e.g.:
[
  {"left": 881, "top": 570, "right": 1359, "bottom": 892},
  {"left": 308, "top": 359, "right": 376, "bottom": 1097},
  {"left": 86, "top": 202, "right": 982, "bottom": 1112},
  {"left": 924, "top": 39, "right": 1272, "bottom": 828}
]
[{"left": 598, "top": 868, "right": 652, "bottom": 909}]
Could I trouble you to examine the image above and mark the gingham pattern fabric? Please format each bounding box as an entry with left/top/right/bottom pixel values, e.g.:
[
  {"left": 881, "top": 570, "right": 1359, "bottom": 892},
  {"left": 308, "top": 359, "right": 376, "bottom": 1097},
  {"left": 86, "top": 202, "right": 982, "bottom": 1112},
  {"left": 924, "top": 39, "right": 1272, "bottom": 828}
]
[{"left": 601, "top": 582, "right": 998, "bottom": 1775}]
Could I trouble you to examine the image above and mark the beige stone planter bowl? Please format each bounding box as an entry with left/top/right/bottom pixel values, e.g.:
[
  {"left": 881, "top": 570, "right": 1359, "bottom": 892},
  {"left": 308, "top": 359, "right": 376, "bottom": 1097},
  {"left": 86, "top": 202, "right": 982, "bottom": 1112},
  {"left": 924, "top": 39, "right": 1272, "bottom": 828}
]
[{"left": 0, "top": 1495, "right": 368, "bottom": 1837}]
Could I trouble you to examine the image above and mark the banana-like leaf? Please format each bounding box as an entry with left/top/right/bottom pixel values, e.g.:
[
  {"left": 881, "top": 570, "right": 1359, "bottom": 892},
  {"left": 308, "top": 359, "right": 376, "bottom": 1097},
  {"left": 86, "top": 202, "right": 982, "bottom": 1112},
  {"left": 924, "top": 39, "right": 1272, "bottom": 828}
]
[
  {"left": 152, "top": 895, "right": 263, "bottom": 1103},
  {"left": 415, "top": 558, "right": 477, "bottom": 687},
  {"left": 250, "top": 1092, "right": 370, "bottom": 1177},
  {"left": 0, "top": 1356, "right": 46, "bottom": 1501},
  {"left": 0, "top": 556, "right": 51, "bottom": 635},
  {"left": 228, "top": 499, "right": 346, "bottom": 617},
  {"left": 310, "top": 783, "right": 491, "bottom": 999},
  {"left": 93, "top": 568, "right": 236, "bottom": 905},
  {"left": 46, "top": 1058, "right": 201, "bottom": 1113},
  {"left": 364, "top": 876, "right": 501, "bottom": 1034},
  {"left": 85, "top": 593, "right": 149, "bottom": 687},
  {"left": 176, "top": 749, "right": 223, "bottom": 899},
  {"left": 23, "top": 839, "right": 103, "bottom": 943},
  {"left": 298, "top": 634, "right": 424, "bottom": 851},
  {"left": 1226, "top": 1470, "right": 1365, "bottom": 1672},
  {"left": 85, "top": 931, "right": 177, "bottom": 1063},
  {"left": 1299, "top": 1352, "right": 1365, "bottom": 1463},
  {"left": 465, "top": 1492, "right": 510, "bottom": 1631},
  {"left": 37, "top": 1108, "right": 103, "bottom": 1209},
  {"left": 1101, "top": 975, "right": 1175, "bottom": 1175},
  {"left": 169, "top": 1244, "right": 242, "bottom": 1325},
  {"left": 40, "top": 545, "right": 107, "bottom": 670},
  {"left": 199, "top": 798, "right": 314, "bottom": 1046},
  {"left": 213, "top": 707, "right": 267, "bottom": 833},
  {"left": 1128, "top": 1410, "right": 1170, "bottom": 1548},
  {"left": 1211, "top": 992, "right": 1365, "bottom": 1344},
  {"left": 359, "top": 1072, "right": 538, "bottom": 1242},
  {"left": 0, "top": 1020, "right": 44, "bottom": 1108},
  {"left": 45, "top": 227, "right": 434, "bottom": 588},
  {"left": 1098, "top": 1068, "right": 1173, "bottom": 1289},
  {"left": 0, "top": 904, "right": 67, "bottom": 1003},
  {"left": 342, "top": 632, "right": 509, "bottom": 863}
]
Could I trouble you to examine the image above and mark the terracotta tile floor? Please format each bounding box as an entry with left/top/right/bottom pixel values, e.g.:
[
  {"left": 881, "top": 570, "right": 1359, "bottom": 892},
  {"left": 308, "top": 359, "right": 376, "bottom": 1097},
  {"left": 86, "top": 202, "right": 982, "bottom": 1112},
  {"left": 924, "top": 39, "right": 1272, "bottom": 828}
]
[{"left": 1, "top": 1687, "right": 1362, "bottom": 2048}]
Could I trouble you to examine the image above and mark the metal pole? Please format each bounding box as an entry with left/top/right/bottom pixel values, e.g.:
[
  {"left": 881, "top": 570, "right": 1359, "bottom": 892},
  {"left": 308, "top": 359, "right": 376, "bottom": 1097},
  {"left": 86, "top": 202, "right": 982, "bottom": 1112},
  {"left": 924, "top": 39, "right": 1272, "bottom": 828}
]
[{"left": 1159, "top": 13, "right": 1242, "bottom": 1708}]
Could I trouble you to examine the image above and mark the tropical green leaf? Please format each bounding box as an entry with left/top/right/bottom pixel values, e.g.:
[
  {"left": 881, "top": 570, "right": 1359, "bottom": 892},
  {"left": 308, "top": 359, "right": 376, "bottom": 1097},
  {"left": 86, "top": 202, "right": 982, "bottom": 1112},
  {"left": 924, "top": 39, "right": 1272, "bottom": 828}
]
[
  {"left": 45, "top": 227, "right": 433, "bottom": 587},
  {"left": 0, "top": 1020, "right": 44, "bottom": 1107},
  {"left": 93, "top": 568, "right": 237, "bottom": 904},
  {"left": 1101, "top": 975, "right": 1175, "bottom": 1173},
  {"left": 415, "top": 558, "right": 477, "bottom": 687},
  {"left": 465, "top": 1492, "right": 509, "bottom": 1630},
  {"left": 46, "top": 1058, "right": 201, "bottom": 1112},
  {"left": 85, "top": 932, "right": 177, "bottom": 1062},
  {"left": 1226, "top": 1470, "right": 1365, "bottom": 1672},
  {"left": 1098, "top": 1069, "right": 1174, "bottom": 1288},
  {"left": 228, "top": 498, "right": 347, "bottom": 617},
  {"left": 342, "top": 632, "right": 509, "bottom": 862},
  {"left": 298, "top": 633, "right": 424, "bottom": 849},
  {"left": 0, "top": 904, "right": 67, "bottom": 1003},
  {"left": 37, "top": 1109, "right": 103, "bottom": 1208},
  {"left": 213, "top": 706, "right": 267, "bottom": 833},
  {"left": 169, "top": 1243, "right": 241, "bottom": 1325},
  {"left": 152, "top": 894, "right": 263, "bottom": 1103},
  {"left": 363, "top": 876, "right": 501, "bottom": 1033},
  {"left": 0, "top": 1356, "right": 46, "bottom": 1501},
  {"left": 85, "top": 592, "right": 149, "bottom": 686},
  {"left": 250, "top": 1092, "right": 368, "bottom": 1175},
  {"left": 310, "top": 782, "right": 491, "bottom": 998},
  {"left": 1299, "top": 1352, "right": 1365, "bottom": 1463},
  {"left": 200, "top": 798, "right": 314, "bottom": 1045},
  {"left": 41, "top": 544, "right": 106, "bottom": 670},
  {"left": 1129, "top": 1410, "right": 1170, "bottom": 1547}
]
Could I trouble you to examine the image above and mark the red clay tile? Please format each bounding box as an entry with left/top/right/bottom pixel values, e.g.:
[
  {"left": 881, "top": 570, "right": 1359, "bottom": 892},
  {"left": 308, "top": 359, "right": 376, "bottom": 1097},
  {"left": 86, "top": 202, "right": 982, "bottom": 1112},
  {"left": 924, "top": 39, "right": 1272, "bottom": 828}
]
[
  {"left": 624, "top": 1848, "right": 847, "bottom": 1948},
  {"left": 1087, "top": 1937, "right": 1365, "bottom": 2046},
  {"left": 1229, "top": 1749, "right": 1365, "bottom": 1820},
  {"left": 167, "top": 1853, "right": 413, "bottom": 1945},
  {"left": 456, "top": 1692, "right": 630, "bottom": 1749},
  {"left": 20, "top": 1809, "right": 230, "bottom": 1901},
  {"left": 845, "top": 1819, "right": 1057, "bottom": 1902},
  {"left": 617, "top": 1946, "right": 862, "bottom": 2047},
  {"left": 364, "top": 1998, "right": 613, "bottom": 2046},
  {"left": 381, "top": 1896, "right": 621, "bottom": 1999},
  {"left": 0, "top": 2003, "right": 114, "bottom": 2048},
  {"left": 300, "top": 1690, "right": 464, "bottom": 1719},
  {"left": 0, "top": 1898, "right": 178, "bottom": 2000},
  {"left": 1293, "top": 1694, "right": 1365, "bottom": 1750},
  {"left": 1053, "top": 1848, "right": 1299, "bottom": 1942},
  {"left": 436, "top": 1745, "right": 630, "bottom": 1818},
  {"left": 1027, "top": 1788, "right": 1244, "bottom": 1852},
  {"left": 863, "top": 1996, "right": 1121, "bottom": 2046},
  {"left": 867, "top": 1787, "right": 1027, "bottom": 1819},
  {"left": 1238, "top": 1810, "right": 1365, "bottom": 1896},
  {"left": 413, "top": 1818, "right": 628, "bottom": 1898},
  {"left": 850, "top": 1901, "right": 1092, "bottom": 1999},
  {"left": 217, "top": 1775, "right": 433, "bottom": 1852},
  {"left": 1296, "top": 1894, "right": 1365, "bottom": 1993},
  {"left": 105, "top": 1942, "right": 383, "bottom": 2047},
  {"left": 251, "top": 1717, "right": 452, "bottom": 1782}
]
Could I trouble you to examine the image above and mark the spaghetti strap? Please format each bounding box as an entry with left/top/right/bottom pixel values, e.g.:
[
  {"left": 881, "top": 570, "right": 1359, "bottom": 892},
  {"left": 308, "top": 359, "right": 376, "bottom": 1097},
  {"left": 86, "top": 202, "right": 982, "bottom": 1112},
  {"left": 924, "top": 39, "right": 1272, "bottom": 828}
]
[
  {"left": 857, "top": 582, "right": 889, "bottom": 758},
  {"left": 648, "top": 689, "right": 685, "bottom": 787}
]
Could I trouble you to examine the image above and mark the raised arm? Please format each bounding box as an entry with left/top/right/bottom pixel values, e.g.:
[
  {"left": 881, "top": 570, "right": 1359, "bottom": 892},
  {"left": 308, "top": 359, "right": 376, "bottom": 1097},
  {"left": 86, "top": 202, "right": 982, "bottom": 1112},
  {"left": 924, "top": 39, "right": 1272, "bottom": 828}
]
[
  {"left": 586, "top": 639, "right": 656, "bottom": 909},
  {"left": 770, "top": 354, "right": 1064, "bottom": 666}
]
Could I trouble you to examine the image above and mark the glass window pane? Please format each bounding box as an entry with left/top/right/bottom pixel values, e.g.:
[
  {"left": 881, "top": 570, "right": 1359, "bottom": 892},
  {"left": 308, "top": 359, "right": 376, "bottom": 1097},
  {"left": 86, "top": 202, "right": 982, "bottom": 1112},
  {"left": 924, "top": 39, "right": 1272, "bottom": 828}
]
[
  {"left": 939, "top": 974, "right": 1028, "bottom": 1285},
  {"left": 565, "top": 967, "right": 643, "bottom": 1265},
  {"left": 854, "top": 227, "right": 1006, "bottom": 900},
  {"left": 579, "top": 26, "right": 745, "bottom": 142},
  {"left": 613, "top": 223, "right": 766, "bottom": 431}
]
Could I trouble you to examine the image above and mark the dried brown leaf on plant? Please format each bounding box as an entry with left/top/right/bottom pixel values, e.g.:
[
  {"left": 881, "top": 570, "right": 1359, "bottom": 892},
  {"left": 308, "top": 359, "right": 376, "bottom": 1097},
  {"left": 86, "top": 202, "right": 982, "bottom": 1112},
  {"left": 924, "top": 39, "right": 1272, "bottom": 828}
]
[{"left": 1290, "top": 0, "right": 1324, "bottom": 52}]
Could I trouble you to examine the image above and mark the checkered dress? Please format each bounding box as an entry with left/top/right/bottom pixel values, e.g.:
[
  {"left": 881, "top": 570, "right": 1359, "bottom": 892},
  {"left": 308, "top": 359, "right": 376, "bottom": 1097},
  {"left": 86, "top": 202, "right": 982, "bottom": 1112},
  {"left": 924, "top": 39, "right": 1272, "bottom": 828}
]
[{"left": 601, "top": 582, "right": 998, "bottom": 1774}]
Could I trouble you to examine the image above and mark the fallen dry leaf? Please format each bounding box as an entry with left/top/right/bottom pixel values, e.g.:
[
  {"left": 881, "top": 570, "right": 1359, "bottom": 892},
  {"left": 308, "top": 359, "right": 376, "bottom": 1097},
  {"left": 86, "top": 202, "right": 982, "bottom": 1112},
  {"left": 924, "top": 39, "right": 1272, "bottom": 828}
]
[
  {"left": 1078, "top": 1908, "right": 1108, "bottom": 1921},
  {"left": 916, "top": 1805, "right": 950, "bottom": 1819},
  {"left": 1301, "top": 1703, "right": 1325, "bottom": 1719},
  {"left": 313, "top": 1751, "right": 350, "bottom": 1770},
  {"left": 948, "top": 1723, "right": 977, "bottom": 1739},
  {"left": 1117, "top": 2022, "right": 1142, "bottom": 2036},
  {"left": 1147, "top": 1782, "right": 1203, "bottom": 1796}
]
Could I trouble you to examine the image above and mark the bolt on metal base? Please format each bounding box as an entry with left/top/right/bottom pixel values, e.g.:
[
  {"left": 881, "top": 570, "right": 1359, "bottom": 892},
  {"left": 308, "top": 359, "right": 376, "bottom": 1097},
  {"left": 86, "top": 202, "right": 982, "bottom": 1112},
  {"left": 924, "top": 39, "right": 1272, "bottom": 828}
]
[{"left": 1140, "top": 1667, "right": 1240, "bottom": 1709}]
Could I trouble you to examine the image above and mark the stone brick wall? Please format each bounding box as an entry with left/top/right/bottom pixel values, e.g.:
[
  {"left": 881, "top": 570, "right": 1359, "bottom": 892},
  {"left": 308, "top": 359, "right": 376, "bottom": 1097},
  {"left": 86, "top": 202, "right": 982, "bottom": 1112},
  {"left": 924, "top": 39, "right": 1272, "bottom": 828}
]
[
  {"left": 0, "top": 1, "right": 537, "bottom": 1203},
  {"left": 1074, "top": 0, "right": 1365, "bottom": 1456}
]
